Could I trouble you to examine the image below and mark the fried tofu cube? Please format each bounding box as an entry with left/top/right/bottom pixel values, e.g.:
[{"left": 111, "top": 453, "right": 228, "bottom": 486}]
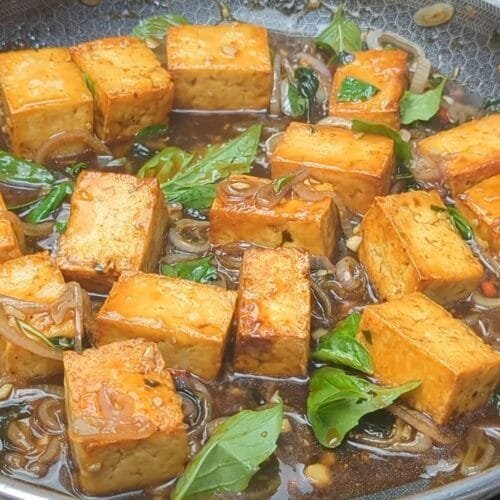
[
  {"left": 0, "top": 48, "right": 93, "bottom": 159},
  {"left": 94, "top": 272, "right": 237, "bottom": 379},
  {"left": 358, "top": 190, "right": 483, "bottom": 304},
  {"left": 234, "top": 247, "right": 311, "bottom": 377},
  {"left": 0, "top": 252, "right": 72, "bottom": 380},
  {"left": 167, "top": 23, "right": 272, "bottom": 111},
  {"left": 210, "top": 175, "right": 339, "bottom": 257},
  {"left": 64, "top": 339, "right": 188, "bottom": 496},
  {"left": 271, "top": 122, "right": 395, "bottom": 213},
  {"left": 457, "top": 174, "right": 500, "bottom": 254},
  {"left": 56, "top": 171, "right": 168, "bottom": 293},
  {"left": 70, "top": 37, "right": 174, "bottom": 140},
  {"left": 416, "top": 114, "right": 500, "bottom": 195},
  {"left": 0, "top": 193, "right": 23, "bottom": 263},
  {"left": 359, "top": 293, "right": 500, "bottom": 424},
  {"left": 329, "top": 49, "right": 408, "bottom": 129}
]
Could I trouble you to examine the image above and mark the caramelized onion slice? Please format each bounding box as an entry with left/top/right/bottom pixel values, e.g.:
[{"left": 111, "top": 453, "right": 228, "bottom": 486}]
[
  {"left": 460, "top": 427, "right": 496, "bottom": 476},
  {"left": 168, "top": 219, "right": 210, "bottom": 254}
]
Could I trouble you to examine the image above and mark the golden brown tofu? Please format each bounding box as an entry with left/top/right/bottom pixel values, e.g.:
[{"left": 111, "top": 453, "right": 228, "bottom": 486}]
[
  {"left": 359, "top": 293, "right": 500, "bottom": 424},
  {"left": 0, "top": 48, "right": 93, "bottom": 159},
  {"left": 70, "top": 37, "right": 174, "bottom": 140},
  {"left": 358, "top": 190, "right": 483, "bottom": 304},
  {"left": 457, "top": 175, "right": 500, "bottom": 254},
  {"left": 271, "top": 122, "right": 395, "bottom": 213},
  {"left": 210, "top": 175, "right": 339, "bottom": 257},
  {"left": 416, "top": 114, "right": 500, "bottom": 195},
  {"left": 0, "top": 252, "right": 73, "bottom": 380},
  {"left": 0, "top": 193, "right": 23, "bottom": 263},
  {"left": 57, "top": 171, "right": 168, "bottom": 293},
  {"left": 93, "top": 271, "right": 237, "bottom": 380},
  {"left": 167, "top": 23, "right": 272, "bottom": 110},
  {"left": 234, "top": 247, "right": 311, "bottom": 378},
  {"left": 329, "top": 49, "right": 408, "bottom": 129},
  {"left": 64, "top": 339, "right": 188, "bottom": 496}
]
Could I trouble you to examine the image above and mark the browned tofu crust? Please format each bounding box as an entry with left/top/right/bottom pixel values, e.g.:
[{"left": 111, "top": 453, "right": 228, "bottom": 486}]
[
  {"left": 456, "top": 174, "right": 500, "bottom": 254},
  {"left": 329, "top": 49, "right": 408, "bottom": 129},
  {"left": 0, "top": 193, "right": 23, "bottom": 263},
  {"left": 416, "top": 114, "right": 500, "bottom": 195},
  {"left": 167, "top": 23, "right": 272, "bottom": 110},
  {"left": 64, "top": 339, "right": 187, "bottom": 495},
  {"left": 56, "top": 171, "right": 168, "bottom": 293},
  {"left": 70, "top": 36, "right": 174, "bottom": 140},
  {"left": 93, "top": 271, "right": 237, "bottom": 380},
  {"left": 359, "top": 190, "right": 483, "bottom": 304},
  {"left": 0, "top": 47, "right": 93, "bottom": 159},
  {"left": 210, "top": 174, "right": 339, "bottom": 257},
  {"left": 234, "top": 247, "right": 311, "bottom": 377},
  {"left": 271, "top": 122, "right": 395, "bottom": 214},
  {"left": 359, "top": 293, "right": 500, "bottom": 424}
]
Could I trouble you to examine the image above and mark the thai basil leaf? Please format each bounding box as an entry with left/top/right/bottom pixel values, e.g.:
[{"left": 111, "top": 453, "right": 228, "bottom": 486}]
[
  {"left": 138, "top": 147, "right": 194, "bottom": 184},
  {"left": 0, "top": 150, "right": 54, "bottom": 187},
  {"left": 312, "top": 313, "right": 373, "bottom": 374},
  {"left": 160, "top": 256, "right": 218, "bottom": 283},
  {"left": 166, "top": 184, "right": 217, "bottom": 210},
  {"left": 431, "top": 205, "right": 473, "bottom": 240},
  {"left": 172, "top": 400, "right": 283, "bottom": 500},
  {"left": 352, "top": 119, "right": 412, "bottom": 164},
  {"left": 135, "top": 124, "right": 169, "bottom": 139},
  {"left": 315, "top": 5, "right": 362, "bottom": 56},
  {"left": 337, "top": 77, "right": 379, "bottom": 102},
  {"left": 273, "top": 174, "right": 295, "bottom": 194},
  {"left": 23, "top": 182, "right": 73, "bottom": 224},
  {"left": 400, "top": 79, "right": 446, "bottom": 125},
  {"left": 64, "top": 162, "right": 87, "bottom": 178},
  {"left": 483, "top": 98, "right": 500, "bottom": 113},
  {"left": 49, "top": 336, "right": 75, "bottom": 350},
  {"left": 287, "top": 68, "right": 319, "bottom": 121},
  {"left": 132, "top": 14, "right": 188, "bottom": 44},
  {"left": 15, "top": 319, "right": 71, "bottom": 351},
  {"left": 288, "top": 82, "right": 307, "bottom": 117},
  {"left": 307, "top": 367, "right": 420, "bottom": 448}
]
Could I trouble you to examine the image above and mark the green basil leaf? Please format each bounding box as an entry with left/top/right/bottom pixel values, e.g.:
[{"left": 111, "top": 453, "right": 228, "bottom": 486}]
[
  {"left": 23, "top": 182, "right": 73, "bottom": 224},
  {"left": 307, "top": 367, "right": 420, "bottom": 448},
  {"left": 55, "top": 221, "right": 67, "bottom": 234},
  {"left": 160, "top": 256, "right": 218, "bottom": 283},
  {"left": 166, "top": 184, "right": 217, "bottom": 210},
  {"left": 312, "top": 313, "right": 373, "bottom": 374},
  {"left": 138, "top": 147, "right": 194, "bottom": 184},
  {"left": 135, "top": 124, "right": 169, "bottom": 139},
  {"left": 172, "top": 400, "right": 283, "bottom": 500},
  {"left": 351, "top": 119, "right": 412, "bottom": 164},
  {"left": 431, "top": 205, "right": 473, "bottom": 240},
  {"left": 337, "top": 76, "right": 379, "bottom": 102},
  {"left": 272, "top": 174, "right": 295, "bottom": 194},
  {"left": 132, "top": 14, "right": 188, "bottom": 43},
  {"left": 483, "top": 98, "right": 500, "bottom": 113},
  {"left": 315, "top": 5, "right": 362, "bottom": 56},
  {"left": 400, "top": 79, "right": 446, "bottom": 125},
  {"left": 0, "top": 150, "right": 54, "bottom": 187},
  {"left": 287, "top": 82, "right": 307, "bottom": 117},
  {"left": 64, "top": 162, "right": 87, "bottom": 178}
]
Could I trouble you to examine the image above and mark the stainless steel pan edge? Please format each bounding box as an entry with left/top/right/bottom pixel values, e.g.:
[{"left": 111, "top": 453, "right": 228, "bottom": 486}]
[{"left": 0, "top": 1, "right": 499, "bottom": 499}]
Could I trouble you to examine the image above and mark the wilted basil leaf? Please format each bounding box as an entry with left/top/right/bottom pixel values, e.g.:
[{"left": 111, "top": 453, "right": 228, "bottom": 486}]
[
  {"left": 431, "top": 205, "right": 473, "bottom": 240},
  {"left": 400, "top": 79, "right": 446, "bottom": 125},
  {"left": 23, "top": 182, "right": 73, "bottom": 224},
  {"left": 135, "top": 124, "right": 169, "bottom": 139},
  {"left": 337, "top": 77, "right": 379, "bottom": 102},
  {"left": 287, "top": 68, "right": 319, "bottom": 121},
  {"left": 160, "top": 256, "right": 218, "bottom": 283},
  {"left": 132, "top": 14, "right": 188, "bottom": 44},
  {"left": 272, "top": 174, "right": 295, "bottom": 193},
  {"left": 138, "top": 147, "right": 194, "bottom": 184},
  {"left": 0, "top": 150, "right": 54, "bottom": 187}
]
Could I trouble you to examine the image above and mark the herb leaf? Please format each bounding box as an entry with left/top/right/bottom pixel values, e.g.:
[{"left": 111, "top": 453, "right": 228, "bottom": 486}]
[
  {"left": 315, "top": 5, "right": 362, "bottom": 56},
  {"left": 132, "top": 14, "right": 188, "bottom": 44},
  {"left": 431, "top": 205, "right": 473, "bottom": 240},
  {"left": 287, "top": 68, "right": 319, "bottom": 121},
  {"left": 272, "top": 174, "right": 295, "bottom": 194},
  {"left": 138, "top": 147, "right": 194, "bottom": 184},
  {"left": 160, "top": 256, "right": 218, "bottom": 283},
  {"left": 400, "top": 79, "right": 446, "bottom": 125},
  {"left": 307, "top": 367, "right": 420, "bottom": 448},
  {"left": 15, "top": 319, "right": 73, "bottom": 351},
  {"left": 24, "top": 182, "right": 73, "bottom": 224},
  {"left": 312, "top": 313, "right": 373, "bottom": 374},
  {"left": 136, "top": 124, "right": 169, "bottom": 139},
  {"left": 0, "top": 150, "right": 54, "bottom": 187},
  {"left": 172, "top": 400, "right": 283, "bottom": 500},
  {"left": 484, "top": 98, "right": 500, "bottom": 113},
  {"left": 65, "top": 162, "right": 87, "bottom": 178},
  {"left": 337, "top": 77, "right": 379, "bottom": 103},
  {"left": 352, "top": 120, "right": 412, "bottom": 164}
]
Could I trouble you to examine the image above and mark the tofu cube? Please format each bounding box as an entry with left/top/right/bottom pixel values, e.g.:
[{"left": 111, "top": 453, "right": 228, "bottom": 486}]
[
  {"left": 64, "top": 339, "right": 188, "bottom": 496},
  {"left": 0, "top": 252, "right": 72, "bottom": 380},
  {"left": 210, "top": 175, "right": 339, "bottom": 257},
  {"left": 0, "top": 193, "right": 23, "bottom": 263},
  {"left": 0, "top": 48, "right": 93, "bottom": 159},
  {"left": 416, "top": 114, "right": 500, "bottom": 195},
  {"left": 234, "top": 247, "right": 311, "bottom": 378},
  {"left": 56, "top": 171, "right": 168, "bottom": 293},
  {"left": 358, "top": 190, "right": 483, "bottom": 304},
  {"left": 94, "top": 271, "right": 237, "bottom": 380},
  {"left": 358, "top": 293, "right": 500, "bottom": 424},
  {"left": 70, "top": 37, "right": 174, "bottom": 140},
  {"left": 329, "top": 49, "right": 408, "bottom": 129},
  {"left": 167, "top": 23, "right": 272, "bottom": 111},
  {"left": 271, "top": 122, "right": 395, "bottom": 213},
  {"left": 456, "top": 174, "right": 500, "bottom": 253}
]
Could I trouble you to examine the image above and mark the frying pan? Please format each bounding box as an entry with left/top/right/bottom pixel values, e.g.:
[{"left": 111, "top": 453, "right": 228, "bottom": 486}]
[{"left": 0, "top": 0, "right": 499, "bottom": 499}]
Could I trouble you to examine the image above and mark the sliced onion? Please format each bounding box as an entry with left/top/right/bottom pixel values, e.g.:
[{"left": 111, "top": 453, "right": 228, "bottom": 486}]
[
  {"left": 460, "top": 427, "right": 495, "bottom": 476},
  {"left": 444, "top": 100, "right": 480, "bottom": 124},
  {"left": 217, "top": 176, "right": 263, "bottom": 205},
  {"left": 265, "top": 132, "right": 284, "bottom": 156},
  {"left": 316, "top": 116, "right": 353, "bottom": 129},
  {"left": 255, "top": 169, "right": 309, "bottom": 209},
  {"left": 471, "top": 291, "right": 500, "bottom": 309},
  {"left": 213, "top": 241, "right": 255, "bottom": 270},
  {"left": 296, "top": 52, "right": 332, "bottom": 81},
  {"left": 98, "top": 385, "right": 135, "bottom": 420},
  {"left": 168, "top": 219, "right": 210, "bottom": 254},
  {"left": 310, "top": 279, "right": 334, "bottom": 324},
  {"left": 270, "top": 53, "right": 282, "bottom": 116},
  {"left": 335, "top": 256, "right": 366, "bottom": 293},
  {"left": 310, "top": 255, "right": 336, "bottom": 273},
  {"left": 167, "top": 202, "right": 183, "bottom": 221},
  {"left": 20, "top": 220, "right": 55, "bottom": 238},
  {"left": 414, "top": 3, "right": 454, "bottom": 27},
  {"left": 34, "top": 129, "right": 112, "bottom": 164},
  {"left": 31, "top": 397, "right": 64, "bottom": 435}
]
